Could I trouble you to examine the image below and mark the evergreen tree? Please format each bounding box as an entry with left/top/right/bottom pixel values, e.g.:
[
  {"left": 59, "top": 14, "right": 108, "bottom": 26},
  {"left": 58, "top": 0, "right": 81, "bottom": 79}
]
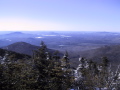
[
  {"left": 33, "top": 42, "right": 74, "bottom": 90},
  {"left": 75, "top": 56, "right": 120, "bottom": 90}
]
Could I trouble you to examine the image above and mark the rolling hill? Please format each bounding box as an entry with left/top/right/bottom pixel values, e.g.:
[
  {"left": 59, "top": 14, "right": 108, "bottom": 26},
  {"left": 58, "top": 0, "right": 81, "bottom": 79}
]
[
  {"left": 2, "top": 42, "right": 62, "bottom": 56},
  {"left": 2, "top": 42, "right": 120, "bottom": 68},
  {"left": 0, "top": 48, "right": 31, "bottom": 60},
  {"left": 80, "top": 45, "right": 120, "bottom": 63}
]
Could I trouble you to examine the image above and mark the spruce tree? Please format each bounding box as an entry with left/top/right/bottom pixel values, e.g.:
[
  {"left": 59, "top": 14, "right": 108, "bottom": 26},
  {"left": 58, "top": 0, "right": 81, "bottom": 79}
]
[{"left": 33, "top": 42, "right": 74, "bottom": 90}]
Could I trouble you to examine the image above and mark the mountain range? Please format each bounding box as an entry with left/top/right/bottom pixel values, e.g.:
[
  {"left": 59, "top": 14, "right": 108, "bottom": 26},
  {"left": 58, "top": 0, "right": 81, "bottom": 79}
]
[
  {"left": 2, "top": 42, "right": 58, "bottom": 56},
  {"left": 1, "top": 31, "right": 120, "bottom": 50},
  {"left": 0, "top": 48, "right": 31, "bottom": 60},
  {"left": 1, "top": 31, "right": 120, "bottom": 67},
  {"left": 1, "top": 41, "right": 120, "bottom": 68},
  {"left": 80, "top": 45, "right": 120, "bottom": 63}
]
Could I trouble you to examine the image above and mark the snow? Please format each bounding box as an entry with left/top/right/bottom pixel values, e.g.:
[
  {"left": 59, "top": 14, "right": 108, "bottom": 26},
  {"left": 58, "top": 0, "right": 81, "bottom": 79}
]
[
  {"left": 35, "top": 37, "right": 43, "bottom": 38},
  {"left": 60, "top": 35, "right": 71, "bottom": 37},
  {"left": 118, "top": 73, "right": 120, "bottom": 79},
  {"left": 6, "top": 39, "right": 12, "bottom": 41},
  {"left": 59, "top": 45, "right": 65, "bottom": 47}
]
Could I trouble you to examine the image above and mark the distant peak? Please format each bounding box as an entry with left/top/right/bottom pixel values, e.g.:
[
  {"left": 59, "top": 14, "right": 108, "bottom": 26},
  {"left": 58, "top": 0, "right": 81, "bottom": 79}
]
[
  {"left": 13, "top": 42, "right": 31, "bottom": 45},
  {"left": 9, "top": 32, "right": 24, "bottom": 34}
]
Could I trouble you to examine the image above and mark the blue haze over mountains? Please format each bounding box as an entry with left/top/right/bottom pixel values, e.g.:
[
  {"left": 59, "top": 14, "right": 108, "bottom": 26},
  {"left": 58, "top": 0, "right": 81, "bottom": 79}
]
[
  {"left": 1, "top": 31, "right": 120, "bottom": 67},
  {"left": 1, "top": 31, "right": 120, "bottom": 48}
]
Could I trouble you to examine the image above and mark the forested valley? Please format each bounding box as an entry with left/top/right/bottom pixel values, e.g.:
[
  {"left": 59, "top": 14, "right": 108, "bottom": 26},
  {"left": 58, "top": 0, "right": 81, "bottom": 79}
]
[{"left": 0, "top": 41, "right": 120, "bottom": 90}]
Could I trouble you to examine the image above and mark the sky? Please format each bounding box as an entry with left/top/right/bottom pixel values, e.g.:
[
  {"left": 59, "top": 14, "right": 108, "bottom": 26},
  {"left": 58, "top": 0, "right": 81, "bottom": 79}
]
[{"left": 0, "top": 0, "right": 120, "bottom": 32}]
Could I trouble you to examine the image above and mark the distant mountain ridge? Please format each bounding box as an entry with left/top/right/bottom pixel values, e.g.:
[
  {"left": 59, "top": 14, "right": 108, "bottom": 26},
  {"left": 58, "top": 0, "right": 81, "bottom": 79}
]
[
  {"left": 80, "top": 45, "right": 120, "bottom": 63},
  {"left": 2, "top": 42, "right": 61, "bottom": 56},
  {"left": 2, "top": 41, "right": 120, "bottom": 68},
  {"left": 0, "top": 48, "right": 31, "bottom": 60},
  {"left": 7, "top": 32, "right": 24, "bottom": 35},
  {"left": 2, "top": 42, "right": 39, "bottom": 55}
]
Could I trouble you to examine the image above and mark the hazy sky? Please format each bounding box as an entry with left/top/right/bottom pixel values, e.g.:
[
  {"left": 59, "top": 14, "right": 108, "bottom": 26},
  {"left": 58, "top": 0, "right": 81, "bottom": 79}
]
[{"left": 0, "top": 0, "right": 120, "bottom": 32}]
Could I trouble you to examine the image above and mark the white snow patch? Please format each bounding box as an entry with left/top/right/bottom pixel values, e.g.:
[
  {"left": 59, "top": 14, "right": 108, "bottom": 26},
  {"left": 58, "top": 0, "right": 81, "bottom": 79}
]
[
  {"left": 35, "top": 37, "right": 43, "bottom": 38},
  {"left": 60, "top": 35, "right": 71, "bottom": 37},
  {"left": 59, "top": 45, "right": 65, "bottom": 46},
  {"left": 6, "top": 39, "right": 12, "bottom": 41}
]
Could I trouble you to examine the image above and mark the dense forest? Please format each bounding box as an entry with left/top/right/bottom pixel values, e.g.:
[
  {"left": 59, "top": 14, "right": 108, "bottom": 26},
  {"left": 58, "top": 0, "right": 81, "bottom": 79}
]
[{"left": 0, "top": 41, "right": 120, "bottom": 90}]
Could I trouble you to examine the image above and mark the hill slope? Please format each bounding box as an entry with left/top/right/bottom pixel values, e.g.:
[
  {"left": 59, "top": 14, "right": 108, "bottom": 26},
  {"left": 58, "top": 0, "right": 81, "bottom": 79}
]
[
  {"left": 2, "top": 42, "right": 39, "bottom": 56},
  {"left": 80, "top": 45, "right": 120, "bottom": 63},
  {"left": 0, "top": 48, "right": 31, "bottom": 59},
  {"left": 2, "top": 42, "right": 61, "bottom": 56}
]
